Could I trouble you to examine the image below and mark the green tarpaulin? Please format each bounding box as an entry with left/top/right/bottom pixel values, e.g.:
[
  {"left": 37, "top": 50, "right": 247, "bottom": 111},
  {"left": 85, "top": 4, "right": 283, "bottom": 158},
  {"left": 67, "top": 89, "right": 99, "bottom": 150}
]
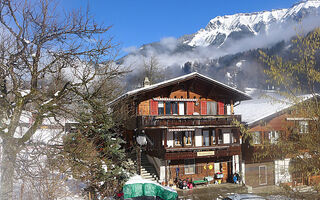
[{"left": 123, "top": 175, "right": 178, "bottom": 200}]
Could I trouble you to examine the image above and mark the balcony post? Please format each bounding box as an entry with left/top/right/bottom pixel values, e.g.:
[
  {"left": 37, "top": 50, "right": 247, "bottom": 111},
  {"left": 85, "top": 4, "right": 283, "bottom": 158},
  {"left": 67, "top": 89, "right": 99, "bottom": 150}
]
[
  {"left": 231, "top": 100, "right": 234, "bottom": 115},
  {"left": 164, "top": 129, "right": 167, "bottom": 147}
]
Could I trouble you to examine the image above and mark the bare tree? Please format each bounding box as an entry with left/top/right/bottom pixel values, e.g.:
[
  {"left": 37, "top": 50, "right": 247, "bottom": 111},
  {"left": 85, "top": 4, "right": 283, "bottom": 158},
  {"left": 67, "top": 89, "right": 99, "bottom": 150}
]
[
  {"left": 142, "top": 55, "right": 164, "bottom": 85},
  {"left": 0, "top": 0, "right": 126, "bottom": 199}
]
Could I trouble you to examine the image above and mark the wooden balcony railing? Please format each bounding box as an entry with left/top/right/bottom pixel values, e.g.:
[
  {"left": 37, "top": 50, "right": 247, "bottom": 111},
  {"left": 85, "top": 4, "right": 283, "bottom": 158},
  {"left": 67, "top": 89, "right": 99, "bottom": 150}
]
[
  {"left": 137, "top": 115, "right": 241, "bottom": 128},
  {"left": 146, "top": 143, "right": 241, "bottom": 160}
]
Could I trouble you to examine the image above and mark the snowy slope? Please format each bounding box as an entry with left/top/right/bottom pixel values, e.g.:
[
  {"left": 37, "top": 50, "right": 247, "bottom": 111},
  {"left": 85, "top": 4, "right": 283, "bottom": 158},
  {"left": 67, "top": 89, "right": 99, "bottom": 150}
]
[{"left": 186, "top": 0, "right": 320, "bottom": 47}]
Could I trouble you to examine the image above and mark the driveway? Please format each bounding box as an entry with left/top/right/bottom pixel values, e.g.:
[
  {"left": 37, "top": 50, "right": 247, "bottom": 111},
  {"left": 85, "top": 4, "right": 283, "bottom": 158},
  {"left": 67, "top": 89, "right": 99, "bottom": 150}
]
[
  {"left": 177, "top": 183, "right": 247, "bottom": 200},
  {"left": 177, "top": 183, "right": 319, "bottom": 200}
]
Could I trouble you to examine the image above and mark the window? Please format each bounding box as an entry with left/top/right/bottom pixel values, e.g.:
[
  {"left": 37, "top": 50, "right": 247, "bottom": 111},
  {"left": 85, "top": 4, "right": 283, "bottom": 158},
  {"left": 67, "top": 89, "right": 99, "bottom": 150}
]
[
  {"left": 259, "top": 165, "right": 267, "bottom": 185},
  {"left": 218, "top": 130, "right": 223, "bottom": 144},
  {"left": 299, "top": 121, "right": 309, "bottom": 133},
  {"left": 212, "top": 130, "right": 216, "bottom": 144},
  {"left": 172, "top": 102, "right": 178, "bottom": 115},
  {"left": 163, "top": 101, "right": 179, "bottom": 115},
  {"left": 158, "top": 102, "right": 164, "bottom": 115},
  {"left": 165, "top": 102, "right": 171, "bottom": 115},
  {"left": 222, "top": 129, "right": 231, "bottom": 144},
  {"left": 184, "top": 131, "right": 193, "bottom": 146},
  {"left": 178, "top": 102, "right": 185, "bottom": 115},
  {"left": 223, "top": 132, "right": 231, "bottom": 144},
  {"left": 207, "top": 101, "right": 217, "bottom": 115},
  {"left": 253, "top": 132, "right": 261, "bottom": 144},
  {"left": 202, "top": 130, "right": 210, "bottom": 146},
  {"left": 214, "top": 163, "right": 221, "bottom": 173},
  {"left": 184, "top": 159, "right": 195, "bottom": 174},
  {"left": 174, "top": 132, "right": 182, "bottom": 146},
  {"left": 268, "top": 131, "right": 279, "bottom": 144}
]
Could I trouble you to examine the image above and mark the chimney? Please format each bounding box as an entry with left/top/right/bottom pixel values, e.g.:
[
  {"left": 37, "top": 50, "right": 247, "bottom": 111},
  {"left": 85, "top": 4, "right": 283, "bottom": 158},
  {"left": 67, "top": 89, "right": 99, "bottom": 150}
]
[{"left": 143, "top": 77, "right": 151, "bottom": 87}]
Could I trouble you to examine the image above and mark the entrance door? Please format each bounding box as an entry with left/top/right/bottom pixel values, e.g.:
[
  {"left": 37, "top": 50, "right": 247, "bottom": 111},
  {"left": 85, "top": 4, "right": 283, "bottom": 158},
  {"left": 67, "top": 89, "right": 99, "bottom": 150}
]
[{"left": 259, "top": 165, "right": 267, "bottom": 185}]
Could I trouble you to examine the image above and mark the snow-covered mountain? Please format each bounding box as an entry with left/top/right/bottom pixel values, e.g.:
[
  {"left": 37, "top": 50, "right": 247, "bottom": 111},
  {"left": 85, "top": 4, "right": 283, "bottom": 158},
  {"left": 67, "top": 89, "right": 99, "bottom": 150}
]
[
  {"left": 123, "top": 0, "right": 320, "bottom": 91},
  {"left": 183, "top": 0, "right": 320, "bottom": 47}
]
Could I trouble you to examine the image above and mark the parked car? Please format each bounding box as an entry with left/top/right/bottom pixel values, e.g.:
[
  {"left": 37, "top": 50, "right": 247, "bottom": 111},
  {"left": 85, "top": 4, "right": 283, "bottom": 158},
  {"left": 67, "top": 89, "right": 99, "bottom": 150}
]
[{"left": 223, "top": 194, "right": 266, "bottom": 200}]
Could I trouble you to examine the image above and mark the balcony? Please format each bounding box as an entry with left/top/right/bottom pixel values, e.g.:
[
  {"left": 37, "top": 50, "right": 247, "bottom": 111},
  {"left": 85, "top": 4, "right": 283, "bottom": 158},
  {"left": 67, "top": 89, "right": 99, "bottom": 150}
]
[
  {"left": 146, "top": 143, "right": 241, "bottom": 160},
  {"left": 137, "top": 115, "right": 241, "bottom": 129}
]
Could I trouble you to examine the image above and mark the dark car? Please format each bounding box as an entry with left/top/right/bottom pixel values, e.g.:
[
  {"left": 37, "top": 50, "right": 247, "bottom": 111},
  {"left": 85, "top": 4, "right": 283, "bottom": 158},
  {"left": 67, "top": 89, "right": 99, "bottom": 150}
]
[{"left": 223, "top": 194, "right": 266, "bottom": 200}]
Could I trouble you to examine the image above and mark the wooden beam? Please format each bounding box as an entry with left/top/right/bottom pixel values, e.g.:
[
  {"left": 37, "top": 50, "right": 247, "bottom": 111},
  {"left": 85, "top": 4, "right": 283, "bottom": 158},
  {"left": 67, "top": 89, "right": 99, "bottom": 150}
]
[{"left": 165, "top": 85, "right": 175, "bottom": 97}]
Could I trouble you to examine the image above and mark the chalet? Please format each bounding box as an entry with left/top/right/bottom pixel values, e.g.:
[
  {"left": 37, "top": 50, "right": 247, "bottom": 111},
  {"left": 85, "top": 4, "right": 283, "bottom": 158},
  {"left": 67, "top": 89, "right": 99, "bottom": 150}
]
[
  {"left": 235, "top": 90, "right": 320, "bottom": 188},
  {"left": 112, "top": 72, "right": 251, "bottom": 185}
]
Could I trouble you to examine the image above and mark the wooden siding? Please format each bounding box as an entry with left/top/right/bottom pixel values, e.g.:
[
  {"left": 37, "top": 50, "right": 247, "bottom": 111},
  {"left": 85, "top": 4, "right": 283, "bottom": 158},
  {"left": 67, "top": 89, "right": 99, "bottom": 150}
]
[
  {"left": 168, "top": 158, "right": 230, "bottom": 183},
  {"left": 245, "top": 162, "right": 275, "bottom": 187},
  {"left": 250, "top": 113, "right": 292, "bottom": 132},
  {"left": 135, "top": 79, "right": 238, "bottom": 117},
  {"left": 138, "top": 100, "right": 150, "bottom": 115}
]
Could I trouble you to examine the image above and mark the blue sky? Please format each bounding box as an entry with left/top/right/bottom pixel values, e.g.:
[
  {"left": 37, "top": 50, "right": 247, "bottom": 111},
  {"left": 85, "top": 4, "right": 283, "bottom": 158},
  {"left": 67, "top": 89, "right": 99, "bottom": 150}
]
[{"left": 60, "top": 0, "right": 299, "bottom": 55}]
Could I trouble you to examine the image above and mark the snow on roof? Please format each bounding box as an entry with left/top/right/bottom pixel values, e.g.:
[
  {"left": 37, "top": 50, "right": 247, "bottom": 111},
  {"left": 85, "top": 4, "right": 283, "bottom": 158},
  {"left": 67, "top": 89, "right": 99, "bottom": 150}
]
[
  {"left": 110, "top": 72, "right": 251, "bottom": 105},
  {"left": 234, "top": 88, "right": 318, "bottom": 126}
]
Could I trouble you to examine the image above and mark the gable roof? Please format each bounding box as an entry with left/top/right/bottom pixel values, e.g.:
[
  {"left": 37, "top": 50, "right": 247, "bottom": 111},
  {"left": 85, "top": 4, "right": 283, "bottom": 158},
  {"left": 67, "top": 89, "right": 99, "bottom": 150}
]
[
  {"left": 110, "top": 72, "right": 251, "bottom": 105},
  {"left": 234, "top": 89, "right": 319, "bottom": 126}
]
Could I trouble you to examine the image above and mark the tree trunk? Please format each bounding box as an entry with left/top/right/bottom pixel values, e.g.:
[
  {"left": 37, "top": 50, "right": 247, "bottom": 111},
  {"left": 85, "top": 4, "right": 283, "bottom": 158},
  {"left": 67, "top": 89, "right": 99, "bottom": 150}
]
[{"left": 0, "top": 138, "right": 17, "bottom": 200}]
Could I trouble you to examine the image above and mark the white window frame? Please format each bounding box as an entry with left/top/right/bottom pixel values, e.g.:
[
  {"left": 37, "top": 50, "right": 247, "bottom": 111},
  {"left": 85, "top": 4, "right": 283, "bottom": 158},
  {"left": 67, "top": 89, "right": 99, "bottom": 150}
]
[
  {"left": 299, "top": 121, "right": 309, "bottom": 134},
  {"left": 253, "top": 131, "right": 261, "bottom": 144},
  {"left": 178, "top": 102, "right": 185, "bottom": 115},
  {"left": 269, "top": 131, "right": 279, "bottom": 144},
  {"left": 202, "top": 130, "right": 210, "bottom": 146},
  {"left": 184, "top": 159, "right": 195, "bottom": 175},
  {"left": 259, "top": 165, "right": 267, "bottom": 185}
]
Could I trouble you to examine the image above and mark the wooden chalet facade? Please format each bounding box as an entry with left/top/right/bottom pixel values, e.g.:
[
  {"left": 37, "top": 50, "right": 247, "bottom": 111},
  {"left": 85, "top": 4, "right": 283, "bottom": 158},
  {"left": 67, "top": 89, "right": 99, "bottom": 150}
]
[
  {"left": 112, "top": 72, "right": 251, "bottom": 184},
  {"left": 236, "top": 93, "right": 320, "bottom": 188}
]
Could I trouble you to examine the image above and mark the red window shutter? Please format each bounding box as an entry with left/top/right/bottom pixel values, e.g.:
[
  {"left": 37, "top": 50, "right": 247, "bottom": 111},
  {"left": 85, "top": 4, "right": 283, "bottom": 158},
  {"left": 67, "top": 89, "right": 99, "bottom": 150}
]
[
  {"left": 218, "top": 101, "right": 224, "bottom": 115},
  {"left": 187, "top": 102, "right": 194, "bottom": 115},
  {"left": 150, "top": 100, "right": 158, "bottom": 115},
  {"left": 200, "top": 101, "right": 207, "bottom": 115}
]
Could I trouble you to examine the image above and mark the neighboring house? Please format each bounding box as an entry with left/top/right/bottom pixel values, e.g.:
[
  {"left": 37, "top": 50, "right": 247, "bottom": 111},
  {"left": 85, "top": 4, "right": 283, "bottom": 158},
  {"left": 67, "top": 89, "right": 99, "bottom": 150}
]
[
  {"left": 112, "top": 72, "right": 251, "bottom": 184},
  {"left": 235, "top": 89, "right": 320, "bottom": 188}
]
